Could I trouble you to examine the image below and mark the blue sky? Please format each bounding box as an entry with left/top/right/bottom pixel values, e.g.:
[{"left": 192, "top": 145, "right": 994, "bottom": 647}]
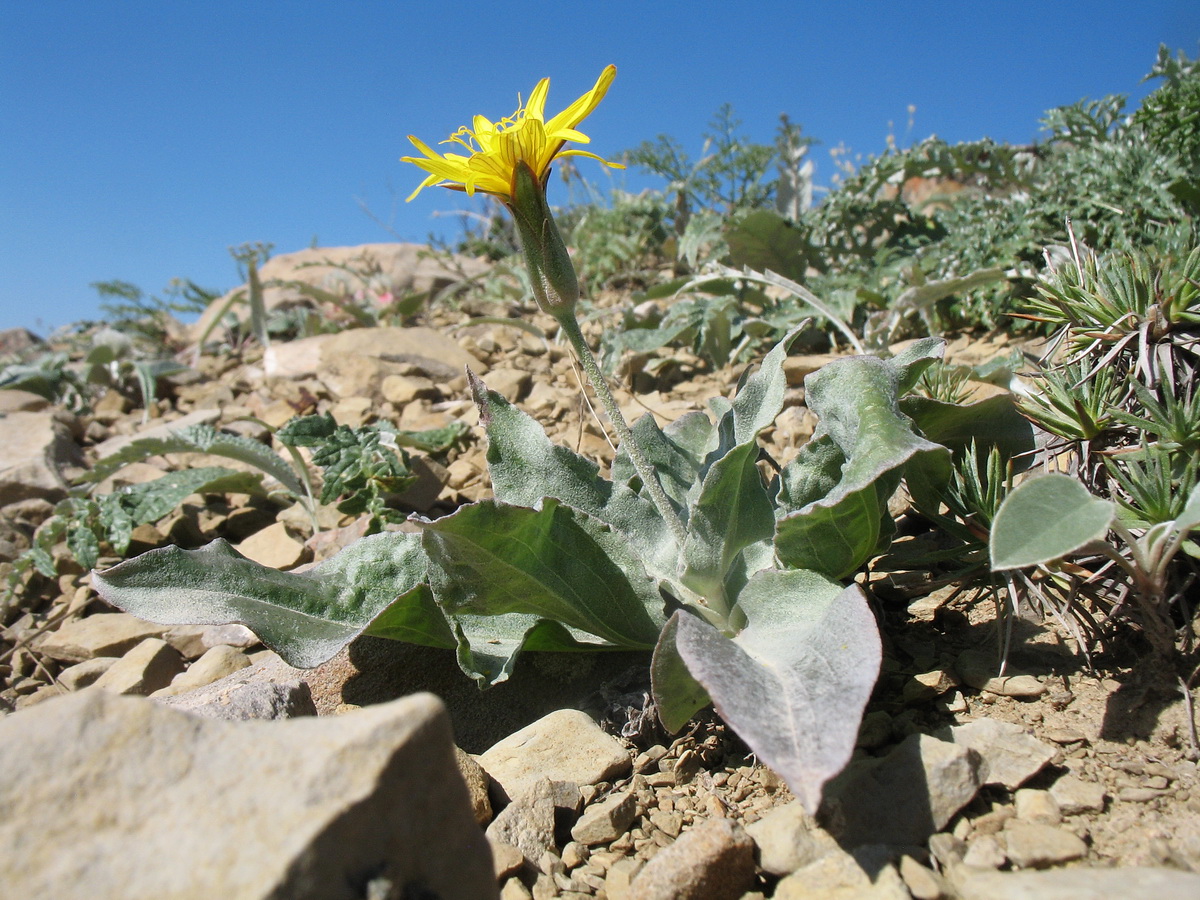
[{"left": 2, "top": 1, "right": 1197, "bottom": 335}]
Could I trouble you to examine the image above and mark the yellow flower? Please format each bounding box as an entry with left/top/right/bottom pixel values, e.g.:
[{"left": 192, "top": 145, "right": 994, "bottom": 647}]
[{"left": 402, "top": 65, "right": 624, "bottom": 203}]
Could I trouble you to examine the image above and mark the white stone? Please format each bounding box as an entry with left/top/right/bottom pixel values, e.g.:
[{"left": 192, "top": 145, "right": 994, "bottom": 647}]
[
  {"left": 486, "top": 780, "right": 557, "bottom": 866},
  {"left": 827, "top": 733, "right": 984, "bottom": 847},
  {"left": 36, "top": 612, "right": 169, "bottom": 663},
  {"left": 745, "top": 800, "right": 831, "bottom": 876},
  {"left": 1049, "top": 774, "right": 1107, "bottom": 815},
  {"left": 154, "top": 655, "right": 315, "bottom": 721},
  {"left": 630, "top": 818, "right": 756, "bottom": 900},
  {"left": 235, "top": 521, "right": 310, "bottom": 569},
  {"left": 0, "top": 409, "right": 85, "bottom": 504},
  {"left": 479, "top": 708, "right": 630, "bottom": 802},
  {"left": 571, "top": 790, "right": 637, "bottom": 846},
  {"left": 1003, "top": 822, "right": 1087, "bottom": 868},
  {"left": 1014, "top": 788, "right": 1062, "bottom": 825},
  {"left": 953, "top": 866, "right": 1200, "bottom": 900},
  {"left": 944, "top": 718, "right": 1056, "bottom": 790},
  {"left": 90, "top": 638, "right": 186, "bottom": 696},
  {"left": 0, "top": 688, "right": 496, "bottom": 899},
  {"left": 150, "top": 644, "right": 251, "bottom": 697}
]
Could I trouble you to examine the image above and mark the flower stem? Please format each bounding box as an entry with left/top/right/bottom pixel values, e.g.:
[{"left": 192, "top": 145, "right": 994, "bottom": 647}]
[{"left": 556, "top": 313, "right": 689, "bottom": 548}]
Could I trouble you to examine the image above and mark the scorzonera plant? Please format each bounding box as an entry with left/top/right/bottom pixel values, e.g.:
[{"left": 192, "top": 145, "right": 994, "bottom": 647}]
[{"left": 95, "top": 67, "right": 1028, "bottom": 810}]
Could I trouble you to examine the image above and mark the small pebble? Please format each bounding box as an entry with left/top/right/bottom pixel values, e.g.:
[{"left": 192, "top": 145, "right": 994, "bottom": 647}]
[{"left": 1004, "top": 822, "right": 1088, "bottom": 868}]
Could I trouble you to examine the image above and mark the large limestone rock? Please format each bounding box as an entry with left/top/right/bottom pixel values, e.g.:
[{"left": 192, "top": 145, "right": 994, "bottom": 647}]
[
  {"left": 0, "top": 689, "right": 497, "bottom": 900},
  {"left": 0, "top": 409, "right": 85, "bottom": 505},
  {"left": 263, "top": 325, "right": 489, "bottom": 399},
  {"left": 194, "top": 243, "right": 489, "bottom": 340},
  {"left": 0, "top": 326, "right": 44, "bottom": 355},
  {"left": 824, "top": 733, "right": 984, "bottom": 848}
]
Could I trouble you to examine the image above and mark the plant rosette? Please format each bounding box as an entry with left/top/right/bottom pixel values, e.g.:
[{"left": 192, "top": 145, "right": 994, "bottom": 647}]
[{"left": 92, "top": 67, "right": 1032, "bottom": 812}]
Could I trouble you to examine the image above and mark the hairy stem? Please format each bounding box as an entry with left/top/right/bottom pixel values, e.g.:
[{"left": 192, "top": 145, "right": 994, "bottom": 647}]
[{"left": 556, "top": 314, "right": 690, "bottom": 549}]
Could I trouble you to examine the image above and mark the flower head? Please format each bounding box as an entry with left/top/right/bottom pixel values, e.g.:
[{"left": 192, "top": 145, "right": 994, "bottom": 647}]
[{"left": 402, "top": 65, "right": 623, "bottom": 204}]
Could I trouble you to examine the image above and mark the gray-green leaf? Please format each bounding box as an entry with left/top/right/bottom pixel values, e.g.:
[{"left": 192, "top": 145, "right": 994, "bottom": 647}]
[
  {"left": 672, "top": 569, "right": 881, "bottom": 813},
  {"left": 990, "top": 473, "right": 1115, "bottom": 570},
  {"left": 94, "top": 532, "right": 443, "bottom": 667}
]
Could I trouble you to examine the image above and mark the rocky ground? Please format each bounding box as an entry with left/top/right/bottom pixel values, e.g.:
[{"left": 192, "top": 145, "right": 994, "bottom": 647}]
[{"left": 2, "top": 245, "right": 1199, "bottom": 899}]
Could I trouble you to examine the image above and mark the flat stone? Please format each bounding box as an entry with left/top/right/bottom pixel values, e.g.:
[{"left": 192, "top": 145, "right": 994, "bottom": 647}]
[
  {"left": 903, "top": 669, "right": 960, "bottom": 703},
  {"left": 90, "top": 638, "right": 186, "bottom": 696},
  {"left": 898, "top": 855, "right": 952, "bottom": 900},
  {"left": 320, "top": 325, "right": 488, "bottom": 384},
  {"left": 479, "top": 709, "right": 630, "bottom": 802},
  {"left": 955, "top": 649, "right": 1045, "bottom": 698},
  {"left": 571, "top": 790, "right": 637, "bottom": 846},
  {"left": 928, "top": 832, "right": 967, "bottom": 869},
  {"left": 263, "top": 334, "right": 327, "bottom": 380},
  {"left": 482, "top": 367, "right": 532, "bottom": 401},
  {"left": 963, "top": 834, "right": 1008, "bottom": 869},
  {"left": 0, "top": 409, "right": 85, "bottom": 505},
  {"left": 943, "top": 718, "right": 1056, "bottom": 789},
  {"left": 151, "top": 644, "right": 251, "bottom": 698},
  {"left": 0, "top": 389, "right": 50, "bottom": 413},
  {"left": 154, "top": 655, "right": 315, "bottom": 721},
  {"left": 490, "top": 840, "right": 525, "bottom": 880},
  {"left": 826, "top": 733, "right": 983, "bottom": 847},
  {"left": 629, "top": 818, "right": 755, "bottom": 900},
  {"left": 162, "top": 623, "right": 259, "bottom": 659},
  {"left": 1049, "top": 774, "right": 1107, "bottom": 815},
  {"left": 57, "top": 657, "right": 119, "bottom": 691},
  {"left": 0, "top": 689, "right": 496, "bottom": 899},
  {"left": 954, "top": 866, "right": 1200, "bottom": 900},
  {"left": 1003, "top": 822, "right": 1087, "bottom": 868},
  {"left": 1014, "top": 788, "right": 1061, "bottom": 825},
  {"left": 381, "top": 373, "right": 433, "bottom": 405},
  {"left": 234, "top": 521, "right": 310, "bottom": 569},
  {"left": 783, "top": 354, "right": 844, "bottom": 386},
  {"left": 500, "top": 877, "right": 534, "bottom": 900},
  {"left": 774, "top": 848, "right": 909, "bottom": 899},
  {"left": 455, "top": 748, "right": 493, "bottom": 826},
  {"left": 486, "top": 780, "right": 557, "bottom": 866},
  {"left": 745, "top": 800, "right": 832, "bottom": 876}
]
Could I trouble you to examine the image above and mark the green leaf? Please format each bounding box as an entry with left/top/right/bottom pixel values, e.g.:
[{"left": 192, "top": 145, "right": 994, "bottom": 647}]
[
  {"left": 67, "top": 523, "right": 102, "bottom": 572},
  {"left": 902, "top": 393, "right": 1037, "bottom": 517},
  {"left": 419, "top": 499, "right": 664, "bottom": 650},
  {"left": 247, "top": 257, "right": 270, "bottom": 349},
  {"left": 276, "top": 412, "right": 338, "bottom": 446},
  {"left": 451, "top": 614, "right": 605, "bottom": 686},
  {"left": 471, "top": 373, "right": 677, "bottom": 578},
  {"left": 672, "top": 569, "right": 881, "bottom": 814},
  {"left": 726, "top": 325, "right": 797, "bottom": 447},
  {"left": 113, "top": 466, "right": 267, "bottom": 525},
  {"left": 990, "top": 473, "right": 1115, "bottom": 570},
  {"left": 681, "top": 440, "right": 775, "bottom": 607},
  {"left": 307, "top": 424, "right": 413, "bottom": 506},
  {"left": 612, "top": 411, "right": 709, "bottom": 510},
  {"left": 651, "top": 611, "right": 712, "bottom": 733},
  {"left": 1174, "top": 482, "right": 1200, "bottom": 535},
  {"left": 776, "top": 463, "right": 901, "bottom": 579},
  {"left": 725, "top": 209, "right": 811, "bottom": 282},
  {"left": 776, "top": 355, "right": 949, "bottom": 578},
  {"left": 902, "top": 393, "right": 1036, "bottom": 465},
  {"left": 94, "top": 532, "right": 445, "bottom": 668},
  {"left": 391, "top": 421, "right": 470, "bottom": 454},
  {"left": 888, "top": 337, "right": 945, "bottom": 393},
  {"left": 83, "top": 423, "right": 306, "bottom": 498}
]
